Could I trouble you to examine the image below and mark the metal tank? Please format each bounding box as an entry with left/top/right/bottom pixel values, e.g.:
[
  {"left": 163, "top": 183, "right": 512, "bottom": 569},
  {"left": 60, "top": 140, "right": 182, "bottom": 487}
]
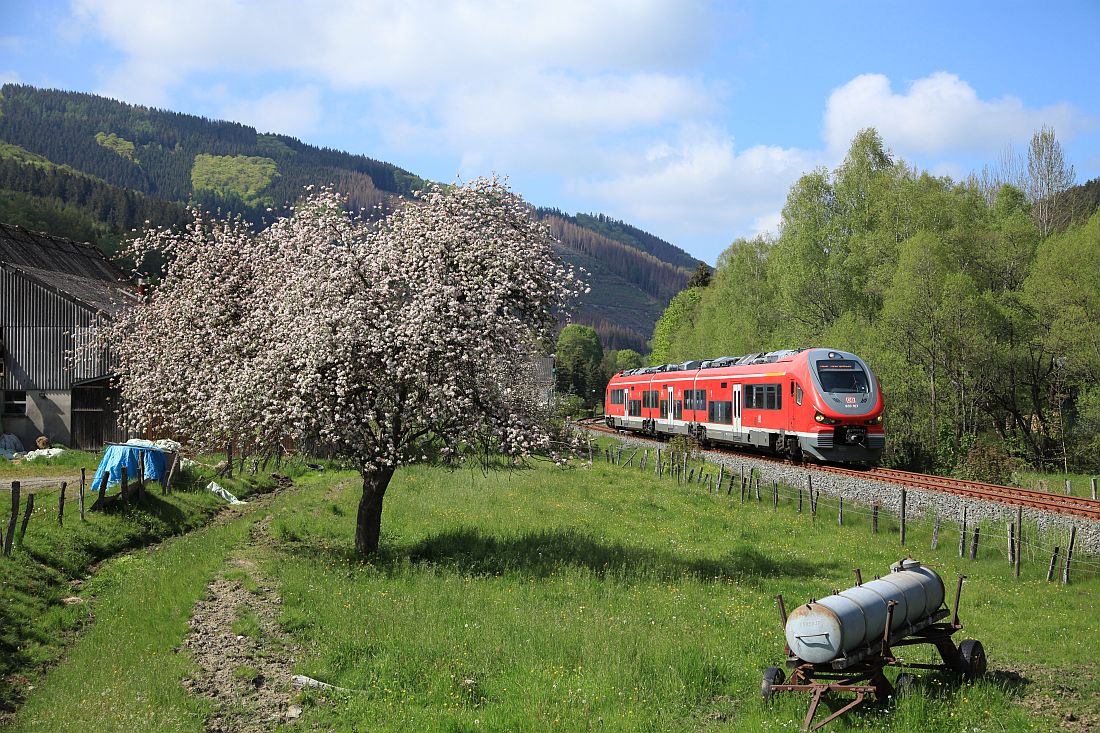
[{"left": 784, "top": 559, "right": 946, "bottom": 663}]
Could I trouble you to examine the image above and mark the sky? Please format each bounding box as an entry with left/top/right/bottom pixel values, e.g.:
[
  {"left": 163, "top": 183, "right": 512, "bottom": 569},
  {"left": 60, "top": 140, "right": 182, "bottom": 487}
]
[{"left": 2, "top": 0, "right": 1098, "bottom": 264}]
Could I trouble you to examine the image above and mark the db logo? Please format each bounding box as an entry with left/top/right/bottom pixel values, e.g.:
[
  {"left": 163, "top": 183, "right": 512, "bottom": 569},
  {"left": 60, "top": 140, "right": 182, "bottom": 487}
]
[{"left": 845, "top": 397, "right": 857, "bottom": 404}]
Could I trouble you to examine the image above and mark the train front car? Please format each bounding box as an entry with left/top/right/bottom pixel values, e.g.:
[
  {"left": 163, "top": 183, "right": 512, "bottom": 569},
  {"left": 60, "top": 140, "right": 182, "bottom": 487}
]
[{"left": 794, "top": 348, "right": 884, "bottom": 464}]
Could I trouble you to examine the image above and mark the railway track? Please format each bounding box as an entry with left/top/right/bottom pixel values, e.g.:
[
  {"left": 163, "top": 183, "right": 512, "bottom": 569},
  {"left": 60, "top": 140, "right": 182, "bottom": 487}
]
[{"left": 579, "top": 421, "right": 1100, "bottom": 521}]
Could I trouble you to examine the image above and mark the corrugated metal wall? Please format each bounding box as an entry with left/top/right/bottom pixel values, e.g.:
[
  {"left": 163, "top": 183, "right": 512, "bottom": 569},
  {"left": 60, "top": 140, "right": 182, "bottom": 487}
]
[{"left": 1, "top": 267, "right": 109, "bottom": 390}]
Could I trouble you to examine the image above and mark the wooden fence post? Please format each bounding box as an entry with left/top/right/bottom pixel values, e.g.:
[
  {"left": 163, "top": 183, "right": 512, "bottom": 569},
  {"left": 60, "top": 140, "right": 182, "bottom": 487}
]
[
  {"left": 79, "top": 468, "right": 86, "bottom": 521},
  {"left": 838, "top": 496, "right": 843, "bottom": 526},
  {"left": 17, "top": 493, "right": 34, "bottom": 547},
  {"left": 754, "top": 476, "right": 761, "bottom": 502},
  {"left": 931, "top": 515, "right": 940, "bottom": 550},
  {"left": 1062, "top": 527, "right": 1076, "bottom": 585},
  {"left": 773, "top": 481, "right": 778, "bottom": 511},
  {"left": 1064, "top": 478, "right": 1071, "bottom": 496},
  {"left": 872, "top": 503, "right": 879, "bottom": 535},
  {"left": 899, "top": 489, "right": 907, "bottom": 546},
  {"left": 57, "top": 481, "right": 67, "bottom": 526},
  {"left": 138, "top": 456, "right": 146, "bottom": 498},
  {"left": 969, "top": 525, "right": 981, "bottom": 560},
  {"left": 1047, "top": 546, "right": 1060, "bottom": 581},
  {"left": 1091, "top": 477, "right": 1097, "bottom": 500},
  {"left": 3, "top": 481, "right": 19, "bottom": 555},
  {"left": 1007, "top": 522, "right": 1015, "bottom": 565},
  {"left": 797, "top": 488, "right": 803, "bottom": 513},
  {"left": 958, "top": 508, "right": 967, "bottom": 557},
  {"left": 121, "top": 466, "right": 129, "bottom": 501},
  {"left": 1014, "top": 506, "right": 1023, "bottom": 578}
]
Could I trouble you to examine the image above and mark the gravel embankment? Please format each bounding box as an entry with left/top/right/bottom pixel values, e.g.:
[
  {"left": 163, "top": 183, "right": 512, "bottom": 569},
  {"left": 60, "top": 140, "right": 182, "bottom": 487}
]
[{"left": 590, "top": 429, "right": 1100, "bottom": 557}]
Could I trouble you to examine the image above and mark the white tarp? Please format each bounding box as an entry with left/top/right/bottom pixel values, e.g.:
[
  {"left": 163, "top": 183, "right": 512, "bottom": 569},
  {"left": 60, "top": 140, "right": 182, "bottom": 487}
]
[
  {"left": 24, "top": 448, "right": 64, "bottom": 461},
  {"left": 206, "top": 481, "right": 246, "bottom": 504}
]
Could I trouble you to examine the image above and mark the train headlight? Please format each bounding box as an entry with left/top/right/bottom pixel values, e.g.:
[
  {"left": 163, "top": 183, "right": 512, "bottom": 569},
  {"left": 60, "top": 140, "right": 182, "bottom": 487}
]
[
  {"left": 865, "top": 415, "right": 883, "bottom": 425},
  {"left": 815, "top": 412, "right": 840, "bottom": 425}
]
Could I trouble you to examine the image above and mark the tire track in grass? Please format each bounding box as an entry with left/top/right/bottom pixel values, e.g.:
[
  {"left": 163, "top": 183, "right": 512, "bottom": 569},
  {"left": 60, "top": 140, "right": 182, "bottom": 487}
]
[
  {"left": 180, "top": 515, "right": 303, "bottom": 732},
  {"left": 7, "top": 490, "right": 286, "bottom": 733}
]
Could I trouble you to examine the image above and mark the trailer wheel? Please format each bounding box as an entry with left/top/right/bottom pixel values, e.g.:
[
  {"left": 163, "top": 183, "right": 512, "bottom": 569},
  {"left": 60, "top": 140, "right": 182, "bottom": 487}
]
[
  {"left": 761, "top": 666, "right": 785, "bottom": 701},
  {"left": 893, "top": 673, "right": 915, "bottom": 698},
  {"left": 958, "top": 639, "right": 986, "bottom": 680}
]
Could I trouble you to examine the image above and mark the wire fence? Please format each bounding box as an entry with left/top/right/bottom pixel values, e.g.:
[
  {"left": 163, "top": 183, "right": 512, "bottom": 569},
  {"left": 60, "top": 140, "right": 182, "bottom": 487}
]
[{"left": 591, "top": 436, "right": 1100, "bottom": 583}]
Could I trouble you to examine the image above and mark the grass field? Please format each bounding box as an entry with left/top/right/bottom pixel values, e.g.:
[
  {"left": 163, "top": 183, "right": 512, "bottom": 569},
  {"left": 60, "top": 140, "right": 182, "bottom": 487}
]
[{"left": 6, "top": 442, "right": 1099, "bottom": 731}]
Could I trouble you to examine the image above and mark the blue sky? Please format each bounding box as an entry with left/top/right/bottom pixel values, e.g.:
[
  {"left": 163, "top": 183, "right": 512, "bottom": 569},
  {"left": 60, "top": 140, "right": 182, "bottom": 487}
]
[{"left": 2, "top": 0, "right": 1098, "bottom": 264}]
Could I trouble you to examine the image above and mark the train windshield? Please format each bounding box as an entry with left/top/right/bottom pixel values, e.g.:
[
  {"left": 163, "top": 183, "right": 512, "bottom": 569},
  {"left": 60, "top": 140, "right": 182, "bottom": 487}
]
[{"left": 816, "top": 360, "right": 871, "bottom": 393}]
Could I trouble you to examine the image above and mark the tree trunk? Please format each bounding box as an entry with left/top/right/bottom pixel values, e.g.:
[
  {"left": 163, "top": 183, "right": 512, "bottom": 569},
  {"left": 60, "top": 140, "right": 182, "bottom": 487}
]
[{"left": 355, "top": 467, "right": 395, "bottom": 555}]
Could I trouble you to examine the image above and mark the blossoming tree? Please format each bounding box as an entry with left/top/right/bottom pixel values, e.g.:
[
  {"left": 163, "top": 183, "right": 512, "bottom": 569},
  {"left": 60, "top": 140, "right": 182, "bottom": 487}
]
[{"left": 105, "top": 177, "right": 581, "bottom": 553}]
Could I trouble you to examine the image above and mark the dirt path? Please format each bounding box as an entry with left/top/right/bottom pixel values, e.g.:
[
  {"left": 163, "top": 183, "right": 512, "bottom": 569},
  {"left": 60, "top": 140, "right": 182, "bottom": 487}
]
[{"left": 180, "top": 513, "right": 304, "bottom": 732}]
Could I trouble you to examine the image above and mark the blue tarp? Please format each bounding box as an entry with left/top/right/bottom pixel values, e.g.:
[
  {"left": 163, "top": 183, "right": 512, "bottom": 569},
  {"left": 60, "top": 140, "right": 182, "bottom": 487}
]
[{"left": 91, "top": 444, "right": 167, "bottom": 489}]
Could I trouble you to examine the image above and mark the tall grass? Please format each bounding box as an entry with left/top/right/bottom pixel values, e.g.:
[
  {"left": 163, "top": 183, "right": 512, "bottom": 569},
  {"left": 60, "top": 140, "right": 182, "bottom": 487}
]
[{"left": 256, "top": 454, "right": 1096, "bottom": 731}]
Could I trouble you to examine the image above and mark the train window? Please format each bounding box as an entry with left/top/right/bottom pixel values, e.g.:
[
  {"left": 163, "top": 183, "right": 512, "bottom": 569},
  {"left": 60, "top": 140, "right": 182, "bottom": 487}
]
[
  {"left": 628, "top": 400, "right": 642, "bottom": 417},
  {"left": 673, "top": 400, "right": 683, "bottom": 420},
  {"left": 817, "top": 360, "right": 870, "bottom": 393},
  {"left": 795, "top": 384, "right": 803, "bottom": 405},
  {"left": 721, "top": 382, "right": 727, "bottom": 388},
  {"left": 695, "top": 389, "right": 706, "bottom": 410},
  {"left": 744, "top": 384, "right": 782, "bottom": 410},
  {"left": 610, "top": 389, "right": 626, "bottom": 405},
  {"left": 660, "top": 400, "right": 668, "bottom": 418},
  {"left": 708, "top": 400, "right": 733, "bottom": 424}
]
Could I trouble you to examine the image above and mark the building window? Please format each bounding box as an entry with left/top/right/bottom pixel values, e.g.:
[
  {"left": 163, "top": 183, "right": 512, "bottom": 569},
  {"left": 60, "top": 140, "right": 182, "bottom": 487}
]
[{"left": 3, "top": 390, "right": 27, "bottom": 416}]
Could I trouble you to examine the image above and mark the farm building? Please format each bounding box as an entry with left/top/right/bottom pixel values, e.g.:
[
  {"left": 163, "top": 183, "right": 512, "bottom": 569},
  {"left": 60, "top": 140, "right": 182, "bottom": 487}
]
[{"left": 0, "top": 223, "right": 134, "bottom": 449}]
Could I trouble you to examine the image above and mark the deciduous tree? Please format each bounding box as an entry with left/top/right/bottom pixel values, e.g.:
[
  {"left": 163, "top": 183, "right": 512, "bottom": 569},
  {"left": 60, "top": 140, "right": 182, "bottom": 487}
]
[{"left": 102, "top": 177, "right": 581, "bottom": 554}]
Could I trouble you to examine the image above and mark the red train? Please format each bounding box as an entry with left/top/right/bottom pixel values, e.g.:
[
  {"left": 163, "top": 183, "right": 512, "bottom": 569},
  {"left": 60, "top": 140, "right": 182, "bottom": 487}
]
[{"left": 603, "top": 348, "right": 884, "bottom": 464}]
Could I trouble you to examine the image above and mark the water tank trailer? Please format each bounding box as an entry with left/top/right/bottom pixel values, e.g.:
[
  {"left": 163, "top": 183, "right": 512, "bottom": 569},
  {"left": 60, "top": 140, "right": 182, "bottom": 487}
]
[{"left": 762, "top": 559, "right": 986, "bottom": 731}]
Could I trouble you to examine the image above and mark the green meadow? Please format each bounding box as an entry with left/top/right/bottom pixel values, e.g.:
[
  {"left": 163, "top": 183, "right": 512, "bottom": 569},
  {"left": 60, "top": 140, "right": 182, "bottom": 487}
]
[{"left": 4, "top": 443, "right": 1098, "bottom": 731}]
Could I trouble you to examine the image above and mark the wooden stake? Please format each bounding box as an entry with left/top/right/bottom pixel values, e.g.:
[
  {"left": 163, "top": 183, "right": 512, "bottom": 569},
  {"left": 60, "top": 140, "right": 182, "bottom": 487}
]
[
  {"left": 1062, "top": 527, "right": 1076, "bottom": 585},
  {"left": 17, "top": 493, "right": 34, "bottom": 547},
  {"left": 797, "top": 488, "right": 803, "bottom": 513},
  {"left": 1091, "top": 477, "right": 1097, "bottom": 500},
  {"left": 958, "top": 508, "right": 967, "bottom": 557},
  {"left": 79, "top": 468, "right": 86, "bottom": 521},
  {"left": 1007, "top": 522, "right": 1015, "bottom": 565},
  {"left": 121, "top": 466, "right": 129, "bottom": 501},
  {"left": 872, "top": 503, "right": 879, "bottom": 535},
  {"left": 773, "top": 481, "right": 778, "bottom": 510},
  {"left": 1064, "top": 478, "right": 1071, "bottom": 496},
  {"left": 899, "top": 488, "right": 907, "bottom": 546},
  {"left": 931, "top": 515, "right": 940, "bottom": 550},
  {"left": 717, "top": 465, "right": 724, "bottom": 490},
  {"left": 1014, "top": 506, "right": 1023, "bottom": 578},
  {"left": 57, "top": 481, "right": 67, "bottom": 526},
  {"left": 4, "top": 481, "right": 19, "bottom": 555},
  {"left": 1047, "top": 546, "right": 1060, "bottom": 581},
  {"left": 838, "top": 496, "right": 843, "bottom": 526},
  {"left": 754, "top": 476, "right": 761, "bottom": 502},
  {"left": 969, "top": 525, "right": 980, "bottom": 560}
]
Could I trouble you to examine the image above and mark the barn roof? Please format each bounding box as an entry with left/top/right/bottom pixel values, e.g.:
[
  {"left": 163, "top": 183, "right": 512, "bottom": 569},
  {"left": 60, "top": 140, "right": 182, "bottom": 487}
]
[{"left": 0, "top": 223, "right": 132, "bottom": 314}]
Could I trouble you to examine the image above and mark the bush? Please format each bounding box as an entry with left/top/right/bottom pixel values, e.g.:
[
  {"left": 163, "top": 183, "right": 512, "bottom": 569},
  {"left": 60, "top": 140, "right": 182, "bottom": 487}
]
[{"left": 954, "top": 441, "right": 1018, "bottom": 485}]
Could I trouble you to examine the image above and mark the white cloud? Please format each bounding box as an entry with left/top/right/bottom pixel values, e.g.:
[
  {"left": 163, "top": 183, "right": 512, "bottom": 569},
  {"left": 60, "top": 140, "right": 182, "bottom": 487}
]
[
  {"left": 575, "top": 126, "right": 819, "bottom": 261},
  {"left": 71, "top": 0, "right": 709, "bottom": 97},
  {"left": 824, "top": 72, "right": 1084, "bottom": 157},
  {"left": 219, "top": 87, "right": 323, "bottom": 138}
]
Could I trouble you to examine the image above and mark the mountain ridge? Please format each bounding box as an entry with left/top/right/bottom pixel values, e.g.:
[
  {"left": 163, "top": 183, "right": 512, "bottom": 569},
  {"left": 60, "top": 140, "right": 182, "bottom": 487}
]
[{"left": 0, "top": 84, "right": 699, "bottom": 350}]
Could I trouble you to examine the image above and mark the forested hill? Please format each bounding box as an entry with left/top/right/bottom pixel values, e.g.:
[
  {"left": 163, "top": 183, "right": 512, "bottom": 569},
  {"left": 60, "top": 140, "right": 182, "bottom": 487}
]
[{"left": 0, "top": 83, "right": 696, "bottom": 351}]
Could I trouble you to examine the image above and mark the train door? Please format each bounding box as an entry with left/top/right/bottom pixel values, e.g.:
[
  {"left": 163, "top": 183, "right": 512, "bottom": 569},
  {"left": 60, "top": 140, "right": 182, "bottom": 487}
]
[
  {"left": 665, "top": 384, "right": 682, "bottom": 434},
  {"left": 732, "top": 383, "right": 742, "bottom": 437}
]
